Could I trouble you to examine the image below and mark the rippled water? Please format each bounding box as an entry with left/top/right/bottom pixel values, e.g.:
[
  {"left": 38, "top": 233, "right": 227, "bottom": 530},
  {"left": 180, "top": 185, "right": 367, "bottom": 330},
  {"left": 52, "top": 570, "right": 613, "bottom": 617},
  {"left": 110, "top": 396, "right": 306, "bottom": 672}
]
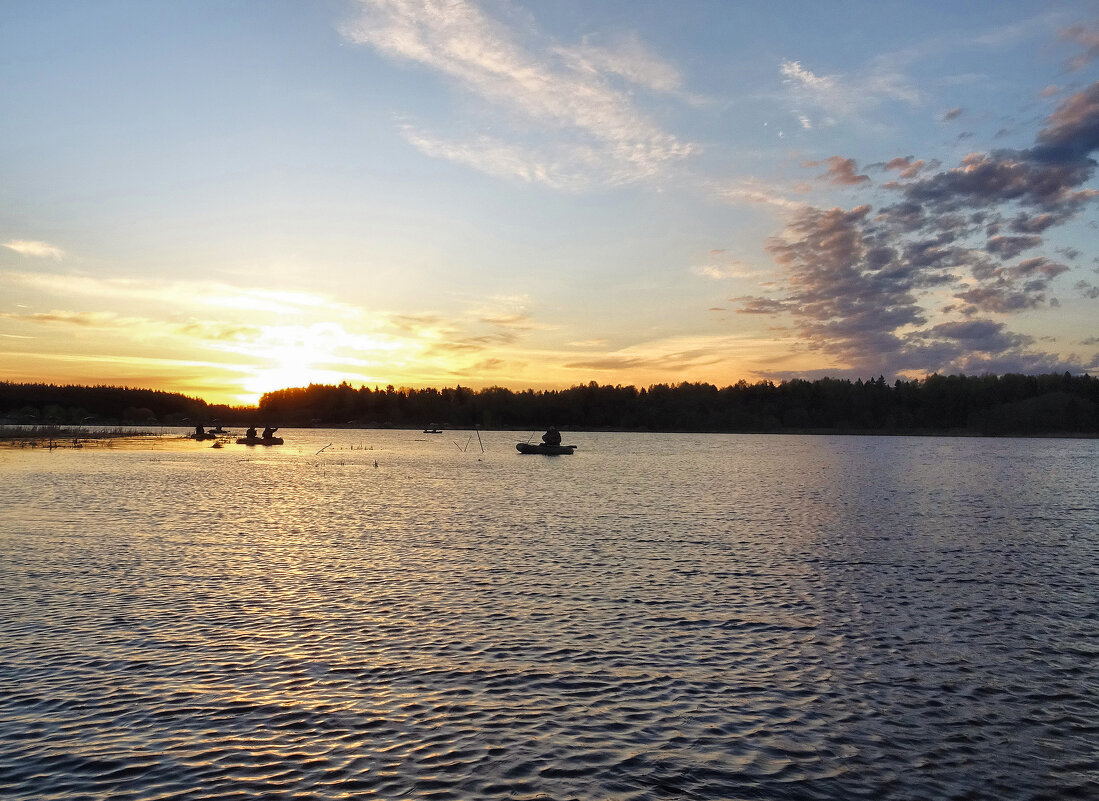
[{"left": 2, "top": 430, "right": 1097, "bottom": 800}]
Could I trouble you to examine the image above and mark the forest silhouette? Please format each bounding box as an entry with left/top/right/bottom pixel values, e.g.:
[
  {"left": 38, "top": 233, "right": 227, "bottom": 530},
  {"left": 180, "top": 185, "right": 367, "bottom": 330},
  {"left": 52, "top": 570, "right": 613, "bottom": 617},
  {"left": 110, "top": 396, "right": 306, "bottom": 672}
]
[{"left": 2, "top": 373, "right": 1097, "bottom": 436}]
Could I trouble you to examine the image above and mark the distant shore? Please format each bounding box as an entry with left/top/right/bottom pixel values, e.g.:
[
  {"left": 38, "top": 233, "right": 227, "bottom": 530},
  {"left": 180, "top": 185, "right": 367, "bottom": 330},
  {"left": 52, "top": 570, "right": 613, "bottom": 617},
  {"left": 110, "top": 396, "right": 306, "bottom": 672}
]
[
  {"left": 0, "top": 425, "right": 163, "bottom": 449},
  {"left": 2, "top": 423, "right": 1095, "bottom": 449}
]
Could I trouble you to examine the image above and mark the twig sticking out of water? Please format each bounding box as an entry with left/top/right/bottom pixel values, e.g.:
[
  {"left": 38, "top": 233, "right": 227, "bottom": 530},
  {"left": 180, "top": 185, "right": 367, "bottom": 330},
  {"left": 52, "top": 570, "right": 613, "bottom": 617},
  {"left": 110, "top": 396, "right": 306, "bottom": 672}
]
[{"left": 316, "top": 443, "right": 332, "bottom": 455}]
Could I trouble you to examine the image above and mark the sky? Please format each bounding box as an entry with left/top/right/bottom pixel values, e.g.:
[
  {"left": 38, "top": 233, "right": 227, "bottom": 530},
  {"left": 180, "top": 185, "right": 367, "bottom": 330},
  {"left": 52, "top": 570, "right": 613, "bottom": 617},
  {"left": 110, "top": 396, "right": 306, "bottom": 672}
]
[{"left": 2, "top": 0, "right": 1099, "bottom": 405}]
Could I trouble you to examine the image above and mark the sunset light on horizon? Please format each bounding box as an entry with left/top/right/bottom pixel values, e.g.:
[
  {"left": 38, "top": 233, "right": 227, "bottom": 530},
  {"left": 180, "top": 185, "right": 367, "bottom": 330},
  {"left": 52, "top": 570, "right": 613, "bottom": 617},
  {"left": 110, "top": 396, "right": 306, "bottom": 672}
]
[{"left": 3, "top": 1, "right": 1099, "bottom": 405}]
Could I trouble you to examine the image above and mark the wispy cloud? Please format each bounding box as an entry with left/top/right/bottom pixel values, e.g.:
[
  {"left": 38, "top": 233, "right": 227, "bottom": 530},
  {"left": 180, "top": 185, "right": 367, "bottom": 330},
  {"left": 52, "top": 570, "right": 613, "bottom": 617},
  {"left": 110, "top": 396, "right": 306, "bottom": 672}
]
[
  {"left": 2, "top": 240, "right": 64, "bottom": 259},
  {"left": 342, "top": 0, "right": 694, "bottom": 188},
  {"left": 554, "top": 32, "right": 683, "bottom": 94},
  {"left": 1061, "top": 22, "right": 1099, "bottom": 71},
  {"left": 1, "top": 271, "right": 345, "bottom": 317},
  {"left": 0, "top": 309, "right": 130, "bottom": 327},
  {"left": 400, "top": 126, "right": 601, "bottom": 190},
  {"left": 559, "top": 332, "right": 794, "bottom": 384},
  {"left": 691, "top": 260, "right": 763, "bottom": 281},
  {"left": 714, "top": 179, "right": 807, "bottom": 210},
  {"left": 779, "top": 58, "right": 921, "bottom": 128}
]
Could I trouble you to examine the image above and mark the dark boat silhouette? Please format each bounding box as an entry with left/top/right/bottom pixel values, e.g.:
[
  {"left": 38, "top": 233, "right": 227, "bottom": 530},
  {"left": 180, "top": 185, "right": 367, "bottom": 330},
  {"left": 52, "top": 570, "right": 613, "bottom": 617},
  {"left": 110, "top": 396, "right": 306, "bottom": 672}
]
[
  {"left": 236, "top": 436, "right": 284, "bottom": 446},
  {"left": 516, "top": 442, "right": 576, "bottom": 455}
]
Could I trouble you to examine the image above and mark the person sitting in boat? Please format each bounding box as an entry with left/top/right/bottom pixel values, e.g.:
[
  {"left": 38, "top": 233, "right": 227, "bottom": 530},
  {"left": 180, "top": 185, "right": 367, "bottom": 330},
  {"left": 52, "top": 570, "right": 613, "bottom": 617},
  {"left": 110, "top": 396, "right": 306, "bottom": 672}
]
[
  {"left": 542, "top": 426, "right": 561, "bottom": 446},
  {"left": 262, "top": 426, "right": 278, "bottom": 439},
  {"left": 194, "top": 424, "right": 205, "bottom": 438},
  {"left": 246, "top": 425, "right": 257, "bottom": 439}
]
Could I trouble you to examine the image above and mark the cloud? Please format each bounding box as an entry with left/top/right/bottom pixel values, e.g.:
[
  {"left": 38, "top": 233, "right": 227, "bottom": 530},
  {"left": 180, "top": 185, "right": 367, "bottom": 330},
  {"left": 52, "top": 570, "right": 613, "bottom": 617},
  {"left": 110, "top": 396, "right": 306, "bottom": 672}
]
[
  {"left": 0, "top": 310, "right": 123, "bottom": 327},
  {"left": 985, "top": 234, "right": 1043, "bottom": 259},
  {"left": 2, "top": 240, "right": 64, "bottom": 259},
  {"left": 735, "top": 81, "right": 1099, "bottom": 376},
  {"left": 1008, "top": 212, "right": 1060, "bottom": 233},
  {"left": 1031, "top": 80, "right": 1099, "bottom": 164},
  {"left": 779, "top": 57, "right": 920, "bottom": 127},
  {"left": 754, "top": 204, "right": 930, "bottom": 369},
  {"left": 462, "top": 357, "right": 507, "bottom": 373},
  {"left": 176, "top": 321, "right": 264, "bottom": 342},
  {"left": 806, "top": 155, "right": 871, "bottom": 185},
  {"left": 942, "top": 107, "right": 964, "bottom": 121},
  {"left": 1061, "top": 23, "right": 1099, "bottom": 71},
  {"left": 1075, "top": 280, "right": 1099, "bottom": 299},
  {"left": 891, "top": 81, "right": 1099, "bottom": 227},
  {"left": 885, "top": 157, "right": 928, "bottom": 178},
  {"left": 400, "top": 127, "right": 602, "bottom": 190},
  {"left": 900, "top": 151, "right": 1095, "bottom": 221},
  {"left": 691, "top": 260, "right": 762, "bottom": 280},
  {"left": 553, "top": 32, "right": 683, "bottom": 94},
  {"left": 1, "top": 270, "right": 348, "bottom": 318},
  {"left": 564, "top": 343, "right": 725, "bottom": 373},
  {"left": 954, "top": 283, "right": 1045, "bottom": 313},
  {"left": 913, "top": 320, "right": 1032, "bottom": 358},
  {"left": 342, "top": 0, "right": 694, "bottom": 188},
  {"left": 715, "top": 179, "right": 806, "bottom": 210},
  {"left": 479, "top": 313, "right": 527, "bottom": 326},
  {"left": 780, "top": 60, "right": 834, "bottom": 93},
  {"left": 732, "top": 296, "right": 793, "bottom": 315}
]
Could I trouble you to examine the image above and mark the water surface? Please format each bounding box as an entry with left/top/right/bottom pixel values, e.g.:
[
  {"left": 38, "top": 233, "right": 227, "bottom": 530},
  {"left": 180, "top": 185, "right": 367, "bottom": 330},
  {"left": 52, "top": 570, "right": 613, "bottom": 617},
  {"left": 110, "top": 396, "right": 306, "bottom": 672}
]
[{"left": 2, "top": 430, "right": 1097, "bottom": 800}]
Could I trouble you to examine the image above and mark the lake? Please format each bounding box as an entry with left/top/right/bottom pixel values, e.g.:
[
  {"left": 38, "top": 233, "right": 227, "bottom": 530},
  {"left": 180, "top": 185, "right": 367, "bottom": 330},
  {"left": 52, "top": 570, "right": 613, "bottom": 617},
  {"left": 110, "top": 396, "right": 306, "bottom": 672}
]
[{"left": 1, "top": 429, "right": 1097, "bottom": 800}]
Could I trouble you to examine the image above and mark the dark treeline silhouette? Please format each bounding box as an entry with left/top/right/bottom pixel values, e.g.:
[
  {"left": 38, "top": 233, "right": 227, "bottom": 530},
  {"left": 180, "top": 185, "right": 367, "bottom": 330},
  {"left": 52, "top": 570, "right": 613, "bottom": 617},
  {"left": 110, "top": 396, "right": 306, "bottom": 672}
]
[
  {"left": 4, "top": 373, "right": 1098, "bottom": 435},
  {"left": 0, "top": 382, "right": 249, "bottom": 426},
  {"left": 256, "top": 373, "right": 1099, "bottom": 435}
]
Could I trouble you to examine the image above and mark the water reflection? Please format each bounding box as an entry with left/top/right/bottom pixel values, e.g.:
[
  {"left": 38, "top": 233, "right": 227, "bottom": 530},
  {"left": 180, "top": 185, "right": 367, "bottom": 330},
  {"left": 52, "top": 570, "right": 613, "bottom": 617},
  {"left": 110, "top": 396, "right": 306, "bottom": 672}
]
[{"left": 1, "top": 431, "right": 1096, "bottom": 800}]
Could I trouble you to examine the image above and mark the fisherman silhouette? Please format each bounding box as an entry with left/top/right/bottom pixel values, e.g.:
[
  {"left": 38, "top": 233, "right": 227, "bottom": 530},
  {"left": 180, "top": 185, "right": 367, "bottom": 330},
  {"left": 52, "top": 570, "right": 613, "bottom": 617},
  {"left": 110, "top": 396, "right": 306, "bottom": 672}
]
[{"left": 542, "top": 426, "right": 561, "bottom": 446}]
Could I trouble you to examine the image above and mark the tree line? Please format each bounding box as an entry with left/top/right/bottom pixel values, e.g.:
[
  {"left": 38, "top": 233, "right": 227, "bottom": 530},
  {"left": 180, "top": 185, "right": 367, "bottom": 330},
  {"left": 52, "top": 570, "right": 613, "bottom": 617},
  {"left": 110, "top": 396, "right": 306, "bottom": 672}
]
[
  {"left": 257, "top": 373, "right": 1097, "bottom": 435},
  {"left": 3, "top": 373, "right": 1097, "bottom": 435},
  {"left": 0, "top": 382, "right": 237, "bottom": 427}
]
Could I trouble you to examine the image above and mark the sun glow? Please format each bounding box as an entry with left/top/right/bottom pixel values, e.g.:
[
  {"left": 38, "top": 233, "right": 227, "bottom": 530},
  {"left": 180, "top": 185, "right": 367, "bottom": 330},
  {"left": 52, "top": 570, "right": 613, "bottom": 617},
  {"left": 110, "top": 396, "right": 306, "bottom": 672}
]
[
  {"left": 228, "top": 324, "right": 417, "bottom": 404},
  {"left": 240, "top": 364, "right": 357, "bottom": 404}
]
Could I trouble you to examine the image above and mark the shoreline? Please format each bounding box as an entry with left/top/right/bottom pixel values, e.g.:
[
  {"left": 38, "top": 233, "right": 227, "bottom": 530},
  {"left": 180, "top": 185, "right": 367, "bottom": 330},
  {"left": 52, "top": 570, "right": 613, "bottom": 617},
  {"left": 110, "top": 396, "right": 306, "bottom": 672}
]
[{"left": 2, "top": 424, "right": 1096, "bottom": 448}]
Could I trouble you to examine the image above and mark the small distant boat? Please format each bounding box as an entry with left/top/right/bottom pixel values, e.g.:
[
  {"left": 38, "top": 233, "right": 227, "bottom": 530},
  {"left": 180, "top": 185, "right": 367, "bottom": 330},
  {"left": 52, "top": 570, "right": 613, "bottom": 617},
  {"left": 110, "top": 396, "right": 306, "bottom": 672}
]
[
  {"left": 236, "top": 436, "right": 284, "bottom": 446},
  {"left": 423, "top": 428, "right": 443, "bottom": 434},
  {"left": 208, "top": 426, "right": 229, "bottom": 434},
  {"left": 190, "top": 432, "right": 218, "bottom": 441},
  {"left": 516, "top": 442, "right": 576, "bottom": 455}
]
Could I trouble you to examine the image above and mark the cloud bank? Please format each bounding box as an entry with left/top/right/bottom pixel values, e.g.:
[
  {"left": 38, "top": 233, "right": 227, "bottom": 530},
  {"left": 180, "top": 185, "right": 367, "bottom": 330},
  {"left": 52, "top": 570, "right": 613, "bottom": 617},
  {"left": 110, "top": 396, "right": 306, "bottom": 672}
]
[{"left": 738, "top": 80, "right": 1099, "bottom": 377}]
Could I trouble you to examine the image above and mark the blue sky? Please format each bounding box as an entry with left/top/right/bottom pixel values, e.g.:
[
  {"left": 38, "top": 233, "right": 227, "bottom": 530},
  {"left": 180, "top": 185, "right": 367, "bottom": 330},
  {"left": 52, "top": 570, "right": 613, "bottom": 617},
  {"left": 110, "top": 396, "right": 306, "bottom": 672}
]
[{"left": 2, "top": 0, "right": 1098, "bottom": 403}]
